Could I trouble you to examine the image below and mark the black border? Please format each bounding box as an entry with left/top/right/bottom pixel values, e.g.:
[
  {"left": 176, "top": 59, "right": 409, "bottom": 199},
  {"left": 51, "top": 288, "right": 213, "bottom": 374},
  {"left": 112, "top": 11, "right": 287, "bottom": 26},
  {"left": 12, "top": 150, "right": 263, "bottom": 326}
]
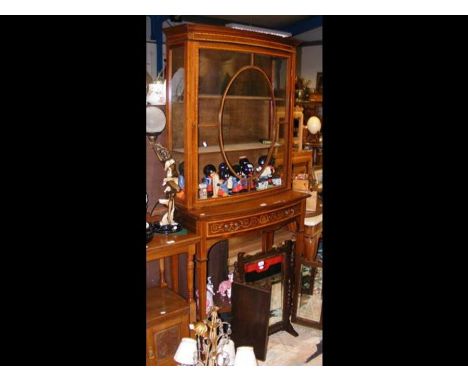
[
  {"left": 1, "top": 16, "right": 146, "bottom": 365},
  {"left": 323, "top": 16, "right": 468, "bottom": 365}
]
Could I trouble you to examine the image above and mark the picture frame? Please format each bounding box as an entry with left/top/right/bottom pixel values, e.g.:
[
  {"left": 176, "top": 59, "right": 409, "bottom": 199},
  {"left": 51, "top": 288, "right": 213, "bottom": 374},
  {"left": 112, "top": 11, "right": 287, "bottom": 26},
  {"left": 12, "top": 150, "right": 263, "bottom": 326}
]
[{"left": 316, "top": 72, "right": 323, "bottom": 94}]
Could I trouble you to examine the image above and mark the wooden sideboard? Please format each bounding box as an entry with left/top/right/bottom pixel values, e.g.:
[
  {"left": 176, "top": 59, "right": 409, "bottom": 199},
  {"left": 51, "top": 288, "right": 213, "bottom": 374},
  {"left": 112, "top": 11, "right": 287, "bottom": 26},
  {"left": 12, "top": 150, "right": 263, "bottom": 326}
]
[{"left": 146, "top": 231, "right": 200, "bottom": 365}]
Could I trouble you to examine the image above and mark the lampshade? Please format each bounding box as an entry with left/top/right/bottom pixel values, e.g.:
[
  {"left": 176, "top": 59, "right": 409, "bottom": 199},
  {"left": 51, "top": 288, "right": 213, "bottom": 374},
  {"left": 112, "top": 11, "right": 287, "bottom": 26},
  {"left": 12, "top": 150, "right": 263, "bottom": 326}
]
[
  {"left": 174, "top": 337, "right": 197, "bottom": 365},
  {"left": 147, "top": 80, "right": 166, "bottom": 105},
  {"left": 306, "top": 116, "right": 322, "bottom": 135},
  {"left": 234, "top": 346, "right": 257, "bottom": 366},
  {"left": 217, "top": 339, "right": 236, "bottom": 366}
]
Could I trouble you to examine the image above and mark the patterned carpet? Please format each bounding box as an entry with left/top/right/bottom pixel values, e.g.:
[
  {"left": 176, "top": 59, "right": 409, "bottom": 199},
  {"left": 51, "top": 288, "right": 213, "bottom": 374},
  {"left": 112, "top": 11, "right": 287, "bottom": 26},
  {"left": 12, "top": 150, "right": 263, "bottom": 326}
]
[{"left": 257, "top": 323, "right": 322, "bottom": 366}]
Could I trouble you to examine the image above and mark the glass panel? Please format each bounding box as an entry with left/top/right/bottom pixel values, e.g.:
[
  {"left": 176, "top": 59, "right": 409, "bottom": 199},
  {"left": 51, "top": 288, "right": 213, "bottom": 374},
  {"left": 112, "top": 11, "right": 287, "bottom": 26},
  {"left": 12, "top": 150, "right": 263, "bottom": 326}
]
[
  {"left": 296, "top": 264, "right": 322, "bottom": 323},
  {"left": 170, "top": 46, "right": 185, "bottom": 200},
  {"left": 272, "top": 57, "right": 287, "bottom": 100},
  {"left": 272, "top": 58, "right": 288, "bottom": 180},
  {"left": 197, "top": 49, "right": 289, "bottom": 200},
  {"left": 199, "top": 50, "right": 250, "bottom": 95},
  {"left": 254, "top": 54, "right": 272, "bottom": 82},
  {"left": 170, "top": 45, "right": 185, "bottom": 153}
]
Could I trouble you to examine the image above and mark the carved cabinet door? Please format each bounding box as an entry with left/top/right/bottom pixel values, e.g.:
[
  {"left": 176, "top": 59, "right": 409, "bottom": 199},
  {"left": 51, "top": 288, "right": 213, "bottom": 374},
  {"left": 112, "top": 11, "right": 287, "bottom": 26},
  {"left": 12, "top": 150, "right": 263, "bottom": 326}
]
[{"left": 146, "top": 311, "right": 190, "bottom": 366}]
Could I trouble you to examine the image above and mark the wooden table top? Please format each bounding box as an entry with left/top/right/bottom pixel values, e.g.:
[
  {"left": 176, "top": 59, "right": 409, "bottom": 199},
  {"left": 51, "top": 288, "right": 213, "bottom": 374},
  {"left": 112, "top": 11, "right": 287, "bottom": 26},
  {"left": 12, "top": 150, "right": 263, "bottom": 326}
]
[
  {"left": 180, "top": 190, "right": 309, "bottom": 220},
  {"left": 146, "top": 230, "right": 200, "bottom": 251}
]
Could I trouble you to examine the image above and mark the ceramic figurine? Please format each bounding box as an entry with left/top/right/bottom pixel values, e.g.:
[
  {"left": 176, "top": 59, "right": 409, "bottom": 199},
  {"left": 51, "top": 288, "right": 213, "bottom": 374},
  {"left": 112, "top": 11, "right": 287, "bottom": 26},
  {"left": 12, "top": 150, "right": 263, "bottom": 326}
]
[
  {"left": 217, "top": 272, "right": 234, "bottom": 299},
  {"left": 241, "top": 160, "right": 254, "bottom": 191},
  {"left": 218, "top": 163, "right": 232, "bottom": 197},
  {"left": 256, "top": 155, "right": 275, "bottom": 181},
  {"left": 203, "top": 164, "right": 218, "bottom": 197},
  {"left": 153, "top": 143, "right": 182, "bottom": 233},
  {"left": 231, "top": 164, "right": 243, "bottom": 193},
  {"left": 239, "top": 156, "right": 249, "bottom": 167},
  {"left": 177, "top": 161, "right": 185, "bottom": 200},
  {"left": 178, "top": 161, "right": 185, "bottom": 189},
  {"left": 206, "top": 276, "right": 215, "bottom": 311}
]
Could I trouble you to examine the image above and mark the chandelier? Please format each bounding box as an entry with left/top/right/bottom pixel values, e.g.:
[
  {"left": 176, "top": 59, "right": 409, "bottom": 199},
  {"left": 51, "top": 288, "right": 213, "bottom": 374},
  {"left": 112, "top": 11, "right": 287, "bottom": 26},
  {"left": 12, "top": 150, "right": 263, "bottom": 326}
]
[{"left": 174, "top": 306, "right": 257, "bottom": 366}]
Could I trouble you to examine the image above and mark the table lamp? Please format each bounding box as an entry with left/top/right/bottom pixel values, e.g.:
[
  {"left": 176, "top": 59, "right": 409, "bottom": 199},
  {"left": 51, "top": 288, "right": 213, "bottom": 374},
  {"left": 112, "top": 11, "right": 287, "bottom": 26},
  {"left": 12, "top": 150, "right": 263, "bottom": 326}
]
[
  {"left": 173, "top": 337, "right": 197, "bottom": 366},
  {"left": 234, "top": 346, "right": 258, "bottom": 366},
  {"left": 147, "top": 67, "right": 166, "bottom": 106},
  {"left": 306, "top": 116, "right": 321, "bottom": 135},
  {"left": 147, "top": 81, "right": 166, "bottom": 106}
]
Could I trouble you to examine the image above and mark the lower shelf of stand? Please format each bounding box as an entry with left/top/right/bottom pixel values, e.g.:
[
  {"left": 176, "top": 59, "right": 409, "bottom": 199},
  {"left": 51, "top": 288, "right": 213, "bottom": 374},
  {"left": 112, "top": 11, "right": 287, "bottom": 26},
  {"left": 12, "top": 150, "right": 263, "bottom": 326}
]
[{"left": 146, "top": 286, "right": 189, "bottom": 327}]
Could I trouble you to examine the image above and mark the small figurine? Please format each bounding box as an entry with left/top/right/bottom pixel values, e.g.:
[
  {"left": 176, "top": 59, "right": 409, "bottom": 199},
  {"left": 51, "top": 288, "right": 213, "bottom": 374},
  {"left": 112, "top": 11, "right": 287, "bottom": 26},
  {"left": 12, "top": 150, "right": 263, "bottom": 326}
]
[
  {"left": 231, "top": 164, "right": 243, "bottom": 193},
  {"left": 217, "top": 272, "right": 234, "bottom": 299},
  {"left": 256, "top": 155, "right": 275, "bottom": 181},
  {"left": 203, "top": 164, "right": 220, "bottom": 198},
  {"left": 153, "top": 143, "right": 182, "bottom": 233},
  {"left": 206, "top": 276, "right": 215, "bottom": 311},
  {"left": 256, "top": 155, "right": 275, "bottom": 190},
  {"left": 218, "top": 162, "right": 232, "bottom": 197},
  {"left": 240, "top": 160, "right": 254, "bottom": 191},
  {"left": 177, "top": 161, "right": 185, "bottom": 200},
  {"left": 178, "top": 161, "right": 185, "bottom": 189}
]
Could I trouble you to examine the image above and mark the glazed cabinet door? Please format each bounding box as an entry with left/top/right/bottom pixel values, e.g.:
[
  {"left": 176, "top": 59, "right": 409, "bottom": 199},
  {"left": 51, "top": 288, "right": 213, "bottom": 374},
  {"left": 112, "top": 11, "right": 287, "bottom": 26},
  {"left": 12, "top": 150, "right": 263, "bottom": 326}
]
[{"left": 195, "top": 48, "right": 291, "bottom": 204}]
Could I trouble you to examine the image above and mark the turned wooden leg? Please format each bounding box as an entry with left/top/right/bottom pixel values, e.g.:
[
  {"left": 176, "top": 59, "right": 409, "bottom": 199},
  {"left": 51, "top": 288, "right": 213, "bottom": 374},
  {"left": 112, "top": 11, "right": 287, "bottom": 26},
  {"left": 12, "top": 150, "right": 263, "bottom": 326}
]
[
  {"left": 262, "top": 230, "right": 275, "bottom": 252},
  {"left": 171, "top": 255, "right": 179, "bottom": 293},
  {"left": 159, "top": 258, "right": 167, "bottom": 288},
  {"left": 187, "top": 244, "right": 196, "bottom": 327},
  {"left": 196, "top": 239, "right": 208, "bottom": 319}
]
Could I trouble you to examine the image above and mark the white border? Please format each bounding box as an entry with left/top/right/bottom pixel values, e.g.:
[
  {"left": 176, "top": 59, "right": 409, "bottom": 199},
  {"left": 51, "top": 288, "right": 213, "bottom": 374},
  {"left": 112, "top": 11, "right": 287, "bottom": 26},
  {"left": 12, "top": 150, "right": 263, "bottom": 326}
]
[
  {"left": 2, "top": 366, "right": 468, "bottom": 382},
  {"left": 1, "top": 1, "right": 468, "bottom": 15}
]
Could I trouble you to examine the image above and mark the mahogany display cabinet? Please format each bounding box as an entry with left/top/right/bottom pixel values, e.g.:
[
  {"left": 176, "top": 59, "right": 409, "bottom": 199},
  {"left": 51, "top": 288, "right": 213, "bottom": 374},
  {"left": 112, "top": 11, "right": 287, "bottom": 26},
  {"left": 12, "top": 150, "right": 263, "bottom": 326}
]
[{"left": 164, "top": 24, "right": 308, "bottom": 319}]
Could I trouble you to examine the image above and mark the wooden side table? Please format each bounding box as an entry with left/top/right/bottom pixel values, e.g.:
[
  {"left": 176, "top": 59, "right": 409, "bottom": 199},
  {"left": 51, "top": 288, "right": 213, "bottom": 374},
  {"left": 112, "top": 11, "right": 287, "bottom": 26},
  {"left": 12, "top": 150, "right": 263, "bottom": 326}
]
[{"left": 146, "top": 231, "right": 200, "bottom": 366}]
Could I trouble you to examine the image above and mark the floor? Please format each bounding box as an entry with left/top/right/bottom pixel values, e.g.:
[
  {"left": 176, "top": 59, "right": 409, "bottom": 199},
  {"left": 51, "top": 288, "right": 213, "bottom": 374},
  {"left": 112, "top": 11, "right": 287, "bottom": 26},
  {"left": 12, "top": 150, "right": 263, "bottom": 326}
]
[{"left": 258, "top": 323, "right": 322, "bottom": 366}]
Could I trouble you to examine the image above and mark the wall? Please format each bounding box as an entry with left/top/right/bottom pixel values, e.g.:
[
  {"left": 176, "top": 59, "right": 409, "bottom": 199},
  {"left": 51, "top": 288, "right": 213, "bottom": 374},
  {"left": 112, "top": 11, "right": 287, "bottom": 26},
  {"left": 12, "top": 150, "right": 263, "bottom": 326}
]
[
  {"left": 295, "top": 27, "right": 323, "bottom": 90},
  {"left": 300, "top": 45, "right": 323, "bottom": 91},
  {"left": 146, "top": 16, "right": 165, "bottom": 216}
]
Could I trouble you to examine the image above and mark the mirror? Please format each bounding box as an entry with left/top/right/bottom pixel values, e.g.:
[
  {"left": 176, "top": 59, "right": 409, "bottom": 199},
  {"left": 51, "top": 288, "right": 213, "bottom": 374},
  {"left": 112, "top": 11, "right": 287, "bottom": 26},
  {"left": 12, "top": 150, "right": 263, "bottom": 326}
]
[{"left": 292, "top": 259, "right": 323, "bottom": 328}]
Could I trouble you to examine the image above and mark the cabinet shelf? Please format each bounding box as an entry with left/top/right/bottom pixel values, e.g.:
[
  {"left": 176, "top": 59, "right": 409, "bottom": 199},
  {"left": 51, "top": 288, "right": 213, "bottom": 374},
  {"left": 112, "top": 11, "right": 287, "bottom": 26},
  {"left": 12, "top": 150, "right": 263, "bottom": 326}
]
[
  {"left": 173, "top": 142, "right": 281, "bottom": 154},
  {"left": 199, "top": 94, "right": 285, "bottom": 101}
]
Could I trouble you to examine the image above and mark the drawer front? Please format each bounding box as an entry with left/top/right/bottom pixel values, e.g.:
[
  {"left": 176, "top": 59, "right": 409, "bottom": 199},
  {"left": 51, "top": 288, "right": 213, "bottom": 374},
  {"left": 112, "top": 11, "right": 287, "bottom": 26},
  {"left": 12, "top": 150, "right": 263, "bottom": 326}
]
[
  {"left": 146, "top": 310, "right": 190, "bottom": 366},
  {"left": 207, "top": 204, "right": 300, "bottom": 237}
]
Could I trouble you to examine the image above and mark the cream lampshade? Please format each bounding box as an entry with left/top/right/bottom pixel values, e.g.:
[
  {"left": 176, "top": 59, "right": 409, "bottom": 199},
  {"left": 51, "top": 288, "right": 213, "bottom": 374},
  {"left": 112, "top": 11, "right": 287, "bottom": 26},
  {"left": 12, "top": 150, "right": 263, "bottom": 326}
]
[
  {"left": 217, "top": 339, "right": 236, "bottom": 366},
  {"left": 146, "top": 80, "right": 166, "bottom": 105},
  {"left": 233, "top": 346, "right": 257, "bottom": 366},
  {"left": 173, "top": 337, "right": 197, "bottom": 365},
  {"left": 306, "top": 116, "right": 322, "bottom": 135}
]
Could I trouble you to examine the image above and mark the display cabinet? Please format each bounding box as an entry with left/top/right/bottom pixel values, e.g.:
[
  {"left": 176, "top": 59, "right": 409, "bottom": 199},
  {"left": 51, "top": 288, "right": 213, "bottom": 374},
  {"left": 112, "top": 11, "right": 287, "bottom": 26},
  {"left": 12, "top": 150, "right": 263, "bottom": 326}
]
[
  {"left": 164, "top": 24, "right": 308, "bottom": 319},
  {"left": 165, "top": 24, "right": 299, "bottom": 209}
]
